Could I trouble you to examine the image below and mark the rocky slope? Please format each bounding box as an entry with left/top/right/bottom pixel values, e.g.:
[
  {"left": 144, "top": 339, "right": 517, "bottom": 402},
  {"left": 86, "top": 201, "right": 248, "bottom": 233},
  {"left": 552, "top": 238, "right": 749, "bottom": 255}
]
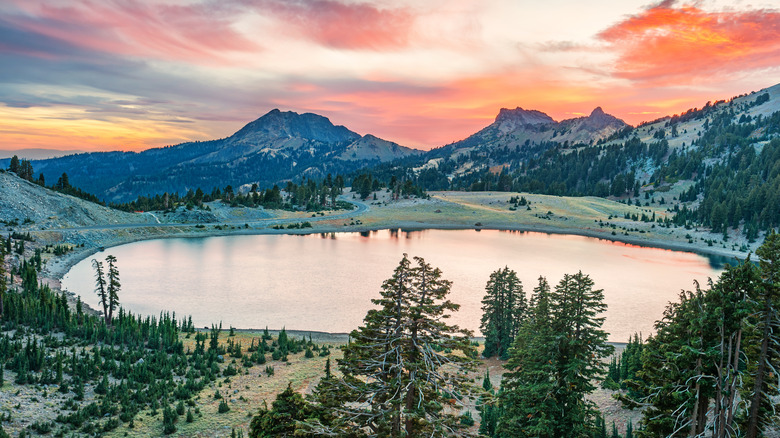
[
  {"left": 0, "top": 171, "right": 150, "bottom": 229},
  {"left": 431, "top": 106, "right": 626, "bottom": 160},
  {"left": 419, "top": 105, "right": 627, "bottom": 178}
]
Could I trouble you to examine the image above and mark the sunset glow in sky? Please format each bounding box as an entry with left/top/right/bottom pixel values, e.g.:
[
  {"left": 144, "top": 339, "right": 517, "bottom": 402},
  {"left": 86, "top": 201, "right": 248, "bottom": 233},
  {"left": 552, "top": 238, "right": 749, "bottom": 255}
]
[{"left": 2, "top": 0, "right": 780, "bottom": 151}]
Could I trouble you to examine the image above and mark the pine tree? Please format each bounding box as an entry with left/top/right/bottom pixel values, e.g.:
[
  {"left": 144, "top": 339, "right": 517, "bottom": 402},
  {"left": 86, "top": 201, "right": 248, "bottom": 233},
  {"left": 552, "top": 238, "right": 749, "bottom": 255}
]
[
  {"left": 8, "top": 155, "right": 19, "bottom": 174},
  {"left": 746, "top": 231, "right": 780, "bottom": 438},
  {"left": 308, "top": 254, "right": 478, "bottom": 437},
  {"left": 499, "top": 273, "right": 613, "bottom": 437},
  {"left": 477, "top": 371, "right": 497, "bottom": 437},
  {"left": 627, "top": 253, "right": 762, "bottom": 437},
  {"left": 91, "top": 258, "right": 109, "bottom": 320},
  {"left": 0, "top": 252, "right": 5, "bottom": 317},
  {"left": 548, "top": 272, "right": 613, "bottom": 436},
  {"left": 105, "top": 255, "right": 120, "bottom": 323},
  {"left": 163, "top": 405, "right": 177, "bottom": 434},
  {"left": 499, "top": 276, "right": 558, "bottom": 437},
  {"left": 480, "top": 266, "right": 526, "bottom": 359},
  {"left": 249, "top": 384, "right": 314, "bottom": 437}
]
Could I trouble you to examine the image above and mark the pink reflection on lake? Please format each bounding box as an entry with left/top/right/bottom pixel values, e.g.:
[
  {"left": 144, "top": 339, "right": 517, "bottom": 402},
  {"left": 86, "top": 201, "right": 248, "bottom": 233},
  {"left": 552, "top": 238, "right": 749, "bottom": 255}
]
[{"left": 62, "top": 230, "right": 723, "bottom": 342}]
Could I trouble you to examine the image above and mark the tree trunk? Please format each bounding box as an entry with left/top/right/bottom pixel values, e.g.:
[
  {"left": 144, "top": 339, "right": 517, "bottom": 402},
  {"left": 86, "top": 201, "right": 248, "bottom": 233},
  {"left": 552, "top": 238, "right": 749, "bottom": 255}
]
[
  {"left": 689, "top": 366, "right": 700, "bottom": 437},
  {"left": 405, "top": 387, "right": 416, "bottom": 437},
  {"left": 725, "top": 329, "right": 742, "bottom": 433},
  {"left": 746, "top": 304, "right": 772, "bottom": 438}
]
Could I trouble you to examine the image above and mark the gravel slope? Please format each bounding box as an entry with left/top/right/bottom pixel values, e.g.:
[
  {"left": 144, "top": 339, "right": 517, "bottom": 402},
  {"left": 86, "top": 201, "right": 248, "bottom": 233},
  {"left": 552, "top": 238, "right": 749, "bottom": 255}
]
[{"left": 0, "top": 171, "right": 152, "bottom": 229}]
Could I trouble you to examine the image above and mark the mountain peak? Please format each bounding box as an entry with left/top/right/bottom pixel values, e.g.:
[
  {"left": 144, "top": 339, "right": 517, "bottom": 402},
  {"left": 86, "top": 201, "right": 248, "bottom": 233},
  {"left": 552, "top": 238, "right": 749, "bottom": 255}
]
[
  {"left": 559, "top": 107, "right": 627, "bottom": 133},
  {"left": 495, "top": 107, "right": 555, "bottom": 126},
  {"left": 233, "top": 109, "right": 360, "bottom": 143}
]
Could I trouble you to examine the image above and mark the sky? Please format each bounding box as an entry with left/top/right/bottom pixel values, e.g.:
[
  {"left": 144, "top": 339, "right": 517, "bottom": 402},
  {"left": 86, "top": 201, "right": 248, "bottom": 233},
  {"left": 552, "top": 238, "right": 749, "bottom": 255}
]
[{"left": 1, "top": 0, "right": 779, "bottom": 152}]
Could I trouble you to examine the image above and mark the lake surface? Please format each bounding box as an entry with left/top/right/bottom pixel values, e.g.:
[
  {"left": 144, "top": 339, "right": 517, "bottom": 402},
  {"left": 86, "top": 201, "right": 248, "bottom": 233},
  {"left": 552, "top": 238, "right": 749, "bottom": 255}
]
[{"left": 62, "top": 230, "right": 726, "bottom": 342}]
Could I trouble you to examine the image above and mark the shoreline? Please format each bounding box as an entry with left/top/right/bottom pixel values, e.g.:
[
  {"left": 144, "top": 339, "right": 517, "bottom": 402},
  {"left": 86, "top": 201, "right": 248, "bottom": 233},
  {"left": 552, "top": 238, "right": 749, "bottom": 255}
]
[
  {"left": 47, "top": 220, "right": 742, "bottom": 286},
  {"left": 45, "top": 220, "right": 739, "bottom": 324},
  {"left": 35, "top": 192, "right": 749, "bottom": 324}
]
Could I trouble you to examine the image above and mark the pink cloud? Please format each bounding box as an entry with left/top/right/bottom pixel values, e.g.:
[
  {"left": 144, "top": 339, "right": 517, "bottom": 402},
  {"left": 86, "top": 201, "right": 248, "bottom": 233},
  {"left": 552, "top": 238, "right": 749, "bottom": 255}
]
[
  {"left": 263, "top": 0, "right": 414, "bottom": 50},
  {"left": 8, "top": 0, "right": 260, "bottom": 63},
  {"left": 598, "top": 1, "right": 780, "bottom": 84}
]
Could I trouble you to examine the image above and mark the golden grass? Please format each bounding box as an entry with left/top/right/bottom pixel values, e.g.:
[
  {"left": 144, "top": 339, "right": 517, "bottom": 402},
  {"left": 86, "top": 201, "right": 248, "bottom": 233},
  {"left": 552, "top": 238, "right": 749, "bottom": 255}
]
[{"left": 102, "top": 330, "right": 344, "bottom": 438}]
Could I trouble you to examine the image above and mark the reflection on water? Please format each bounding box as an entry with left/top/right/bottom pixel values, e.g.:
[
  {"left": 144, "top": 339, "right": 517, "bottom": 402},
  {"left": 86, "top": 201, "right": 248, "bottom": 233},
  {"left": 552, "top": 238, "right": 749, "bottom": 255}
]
[{"left": 62, "top": 229, "right": 723, "bottom": 342}]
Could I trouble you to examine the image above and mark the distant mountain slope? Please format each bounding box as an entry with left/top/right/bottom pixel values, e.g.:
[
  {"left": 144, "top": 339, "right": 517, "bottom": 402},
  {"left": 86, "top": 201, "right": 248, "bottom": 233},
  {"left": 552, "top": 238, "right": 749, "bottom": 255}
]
[
  {"left": 0, "top": 148, "right": 85, "bottom": 160},
  {"left": 0, "top": 171, "right": 147, "bottom": 228},
  {"left": 365, "top": 82, "right": 780, "bottom": 238},
  {"left": 14, "top": 110, "right": 421, "bottom": 202},
  {"left": 421, "top": 106, "right": 627, "bottom": 178},
  {"left": 432, "top": 106, "right": 626, "bottom": 158}
]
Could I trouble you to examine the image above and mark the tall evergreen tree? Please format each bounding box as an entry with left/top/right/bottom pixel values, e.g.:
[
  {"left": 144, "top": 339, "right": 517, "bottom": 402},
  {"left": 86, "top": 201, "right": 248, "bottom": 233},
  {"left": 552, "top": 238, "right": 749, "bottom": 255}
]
[
  {"left": 499, "top": 273, "right": 612, "bottom": 437},
  {"left": 0, "top": 252, "right": 5, "bottom": 317},
  {"left": 746, "top": 230, "right": 780, "bottom": 438},
  {"left": 628, "top": 257, "right": 758, "bottom": 437},
  {"left": 547, "top": 272, "right": 613, "bottom": 436},
  {"left": 105, "top": 255, "right": 121, "bottom": 324},
  {"left": 480, "top": 267, "right": 526, "bottom": 359},
  {"left": 8, "top": 155, "right": 19, "bottom": 174},
  {"left": 308, "top": 254, "right": 478, "bottom": 437},
  {"left": 91, "top": 258, "right": 108, "bottom": 320},
  {"left": 498, "top": 276, "right": 558, "bottom": 437}
]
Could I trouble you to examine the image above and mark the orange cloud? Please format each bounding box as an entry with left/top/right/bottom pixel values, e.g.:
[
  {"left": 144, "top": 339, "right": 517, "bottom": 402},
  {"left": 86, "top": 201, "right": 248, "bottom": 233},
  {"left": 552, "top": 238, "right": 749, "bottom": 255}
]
[
  {"left": 280, "top": 72, "right": 605, "bottom": 149},
  {"left": 598, "top": 1, "right": 780, "bottom": 83}
]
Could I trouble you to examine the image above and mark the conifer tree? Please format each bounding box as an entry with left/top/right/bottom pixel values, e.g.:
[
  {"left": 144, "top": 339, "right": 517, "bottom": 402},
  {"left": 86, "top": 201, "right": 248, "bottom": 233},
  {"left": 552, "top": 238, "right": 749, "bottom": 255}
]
[
  {"left": 249, "top": 384, "right": 315, "bottom": 438},
  {"left": 499, "top": 276, "right": 558, "bottom": 437},
  {"left": 323, "top": 357, "right": 331, "bottom": 380},
  {"left": 308, "top": 254, "right": 478, "bottom": 437},
  {"left": 0, "top": 252, "right": 5, "bottom": 317},
  {"left": 499, "top": 273, "right": 613, "bottom": 436},
  {"left": 91, "top": 258, "right": 108, "bottom": 320},
  {"left": 746, "top": 230, "right": 780, "bottom": 438},
  {"left": 477, "top": 371, "right": 498, "bottom": 437},
  {"left": 480, "top": 266, "right": 526, "bottom": 359},
  {"left": 626, "top": 252, "right": 762, "bottom": 437},
  {"left": 8, "top": 155, "right": 19, "bottom": 174},
  {"left": 105, "top": 255, "right": 121, "bottom": 323}
]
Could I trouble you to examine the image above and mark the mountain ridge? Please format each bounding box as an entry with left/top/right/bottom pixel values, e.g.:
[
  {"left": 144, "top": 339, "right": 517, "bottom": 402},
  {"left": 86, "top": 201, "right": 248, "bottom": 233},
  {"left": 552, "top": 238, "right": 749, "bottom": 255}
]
[
  {"left": 13, "top": 109, "right": 422, "bottom": 202},
  {"left": 4, "top": 82, "right": 779, "bottom": 207}
]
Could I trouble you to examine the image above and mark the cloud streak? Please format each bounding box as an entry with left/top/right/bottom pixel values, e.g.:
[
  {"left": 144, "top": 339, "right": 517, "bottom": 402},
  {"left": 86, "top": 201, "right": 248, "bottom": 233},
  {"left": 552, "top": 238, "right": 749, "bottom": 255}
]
[
  {"left": 598, "top": 0, "right": 780, "bottom": 84},
  {"left": 5, "top": 0, "right": 260, "bottom": 64},
  {"left": 262, "top": 0, "right": 414, "bottom": 50}
]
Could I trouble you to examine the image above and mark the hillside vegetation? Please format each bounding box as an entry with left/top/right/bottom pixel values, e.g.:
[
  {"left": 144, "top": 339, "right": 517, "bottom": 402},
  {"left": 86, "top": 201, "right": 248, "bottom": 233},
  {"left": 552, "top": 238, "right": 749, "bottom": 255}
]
[{"left": 368, "top": 83, "right": 780, "bottom": 240}]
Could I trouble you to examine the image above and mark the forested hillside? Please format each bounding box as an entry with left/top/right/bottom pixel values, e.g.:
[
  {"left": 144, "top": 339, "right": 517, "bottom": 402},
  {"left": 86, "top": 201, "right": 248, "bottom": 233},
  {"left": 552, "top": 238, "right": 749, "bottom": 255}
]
[{"left": 366, "top": 83, "right": 780, "bottom": 237}]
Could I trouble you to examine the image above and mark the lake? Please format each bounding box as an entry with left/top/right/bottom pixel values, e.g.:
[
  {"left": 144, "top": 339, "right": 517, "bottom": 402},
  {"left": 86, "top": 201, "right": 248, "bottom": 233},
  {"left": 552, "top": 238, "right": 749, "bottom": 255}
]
[{"left": 61, "top": 229, "right": 726, "bottom": 342}]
